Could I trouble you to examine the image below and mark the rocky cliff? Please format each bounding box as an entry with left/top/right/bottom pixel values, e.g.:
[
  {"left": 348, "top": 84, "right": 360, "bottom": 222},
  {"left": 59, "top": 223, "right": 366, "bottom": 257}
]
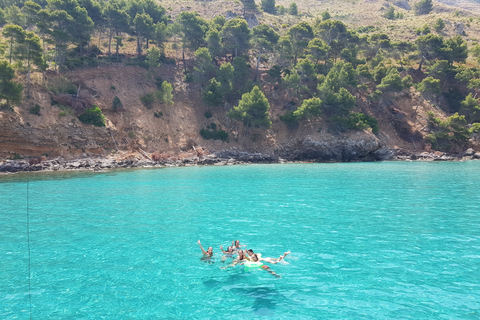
[{"left": 0, "top": 64, "right": 471, "bottom": 171}]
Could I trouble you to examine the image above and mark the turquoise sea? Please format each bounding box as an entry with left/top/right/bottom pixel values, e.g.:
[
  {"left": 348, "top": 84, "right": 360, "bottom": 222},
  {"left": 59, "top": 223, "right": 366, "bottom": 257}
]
[{"left": 1, "top": 162, "right": 480, "bottom": 319}]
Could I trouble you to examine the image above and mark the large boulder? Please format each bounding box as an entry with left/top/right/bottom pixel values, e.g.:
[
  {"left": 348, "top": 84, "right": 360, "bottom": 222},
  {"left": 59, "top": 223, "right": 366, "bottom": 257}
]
[
  {"left": 455, "top": 23, "right": 465, "bottom": 35},
  {"left": 244, "top": 14, "right": 259, "bottom": 28},
  {"left": 275, "top": 133, "right": 395, "bottom": 162}
]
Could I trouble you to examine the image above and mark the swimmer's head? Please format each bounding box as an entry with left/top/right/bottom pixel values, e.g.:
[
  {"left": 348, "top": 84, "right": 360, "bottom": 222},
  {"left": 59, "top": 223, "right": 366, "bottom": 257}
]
[
  {"left": 235, "top": 240, "right": 240, "bottom": 246},
  {"left": 207, "top": 247, "right": 213, "bottom": 255}
]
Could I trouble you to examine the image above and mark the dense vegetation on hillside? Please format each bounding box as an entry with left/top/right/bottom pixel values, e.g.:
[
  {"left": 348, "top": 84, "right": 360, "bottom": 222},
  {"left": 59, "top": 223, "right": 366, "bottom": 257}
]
[{"left": 1, "top": 0, "right": 480, "bottom": 152}]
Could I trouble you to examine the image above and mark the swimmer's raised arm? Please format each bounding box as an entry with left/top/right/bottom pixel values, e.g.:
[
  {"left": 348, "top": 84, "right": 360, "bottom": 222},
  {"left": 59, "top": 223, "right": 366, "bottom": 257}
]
[{"left": 198, "top": 240, "right": 212, "bottom": 256}]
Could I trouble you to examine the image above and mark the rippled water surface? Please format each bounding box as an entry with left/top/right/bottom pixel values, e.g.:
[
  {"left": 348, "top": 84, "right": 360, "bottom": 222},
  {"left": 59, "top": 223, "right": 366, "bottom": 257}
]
[{"left": 1, "top": 162, "right": 480, "bottom": 319}]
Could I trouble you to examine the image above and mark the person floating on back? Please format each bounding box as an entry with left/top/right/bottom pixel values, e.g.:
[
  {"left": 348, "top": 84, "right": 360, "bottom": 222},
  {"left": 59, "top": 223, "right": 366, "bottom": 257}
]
[
  {"left": 244, "top": 249, "right": 281, "bottom": 278},
  {"left": 246, "top": 249, "right": 291, "bottom": 264}
]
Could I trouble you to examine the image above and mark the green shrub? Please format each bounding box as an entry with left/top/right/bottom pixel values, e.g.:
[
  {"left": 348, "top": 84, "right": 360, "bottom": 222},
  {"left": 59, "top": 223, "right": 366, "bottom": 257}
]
[
  {"left": 383, "top": 6, "right": 395, "bottom": 20},
  {"left": 293, "top": 97, "right": 322, "bottom": 120},
  {"left": 112, "top": 96, "right": 123, "bottom": 111},
  {"left": 470, "top": 123, "right": 480, "bottom": 133},
  {"left": 279, "top": 111, "right": 299, "bottom": 128},
  {"left": 434, "top": 18, "right": 445, "bottom": 33},
  {"left": 373, "top": 64, "right": 387, "bottom": 84},
  {"left": 401, "top": 75, "right": 413, "bottom": 88},
  {"left": 288, "top": 2, "right": 298, "bottom": 15},
  {"left": 426, "top": 112, "right": 470, "bottom": 151},
  {"left": 155, "top": 76, "right": 164, "bottom": 89},
  {"left": 377, "top": 68, "right": 403, "bottom": 91},
  {"left": 125, "top": 58, "right": 149, "bottom": 69},
  {"left": 64, "top": 57, "right": 98, "bottom": 70},
  {"left": 160, "top": 81, "right": 174, "bottom": 105},
  {"left": 261, "top": 0, "right": 276, "bottom": 13},
  {"left": 415, "top": 0, "right": 433, "bottom": 15},
  {"left": 330, "top": 112, "right": 379, "bottom": 133},
  {"left": 443, "top": 87, "right": 465, "bottom": 113},
  {"left": 368, "top": 89, "right": 383, "bottom": 101},
  {"left": 140, "top": 93, "right": 155, "bottom": 109},
  {"left": 78, "top": 105, "right": 106, "bottom": 127},
  {"left": 357, "top": 26, "right": 377, "bottom": 33},
  {"left": 276, "top": 5, "right": 286, "bottom": 15},
  {"left": 183, "top": 72, "right": 194, "bottom": 83},
  {"left": 29, "top": 104, "right": 41, "bottom": 116},
  {"left": 57, "top": 105, "right": 74, "bottom": 117},
  {"left": 202, "top": 78, "right": 223, "bottom": 107},
  {"left": 417, "top": 76, "right": 441, "bottom": 95},
  {"left": 204, "top": 111, "right": 213, "bottom": 119},
  {"left": 46, "top": 77, "right": 77, "bottom": 95},
  {"left": 426, "top": 111, "right": 441, "bottom": 130},
  {"left": 200, "top": 124, "right": 229, "bottom": 141}
]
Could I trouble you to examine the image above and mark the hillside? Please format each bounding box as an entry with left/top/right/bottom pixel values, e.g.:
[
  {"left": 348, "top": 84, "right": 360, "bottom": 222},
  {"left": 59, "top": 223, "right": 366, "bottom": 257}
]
[
  {"left": 1, "top": 0, "right": 480, "bottom": 167},
  {"left": 0, "top": 62, "right": 465, "bottom": 163}
]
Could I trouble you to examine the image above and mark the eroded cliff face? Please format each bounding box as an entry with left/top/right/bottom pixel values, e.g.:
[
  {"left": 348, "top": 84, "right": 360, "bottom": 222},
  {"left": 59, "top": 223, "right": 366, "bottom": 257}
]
[
  {"left": 0, "top": 65, "right": 437, "bottom": 163},
  {"left": 275, "top": 134, "right": 394, "bottom": 162}
]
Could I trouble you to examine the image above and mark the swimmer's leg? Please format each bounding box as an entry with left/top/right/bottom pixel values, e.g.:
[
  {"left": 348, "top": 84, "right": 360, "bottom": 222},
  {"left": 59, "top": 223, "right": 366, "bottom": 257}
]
[
  {"left": 262, "top": 265, "right": 281, "bottom": 278},
  {"left": 278, "top": 251, "right": 291, "bottom": 262}
]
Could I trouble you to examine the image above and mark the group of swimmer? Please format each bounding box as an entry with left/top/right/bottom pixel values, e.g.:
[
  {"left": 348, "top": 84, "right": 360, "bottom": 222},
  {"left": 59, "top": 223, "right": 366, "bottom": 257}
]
[{"left": 197, "top": 239, "right": 290, "bottom": 278}]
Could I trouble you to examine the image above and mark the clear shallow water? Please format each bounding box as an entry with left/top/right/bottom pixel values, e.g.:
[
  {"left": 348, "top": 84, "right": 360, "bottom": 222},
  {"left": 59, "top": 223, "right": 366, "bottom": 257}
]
[{"left": 1, "top": 162, "right": 480, "bottom": 319}]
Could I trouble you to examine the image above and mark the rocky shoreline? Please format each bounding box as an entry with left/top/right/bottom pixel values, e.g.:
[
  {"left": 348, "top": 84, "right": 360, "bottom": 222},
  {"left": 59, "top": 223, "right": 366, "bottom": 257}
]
[{"left": 1, "top": 148, "right": 479, "bottom": 174}]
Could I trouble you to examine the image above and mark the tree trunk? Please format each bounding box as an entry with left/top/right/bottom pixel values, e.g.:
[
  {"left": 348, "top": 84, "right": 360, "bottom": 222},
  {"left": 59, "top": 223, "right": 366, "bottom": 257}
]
[
  {"left": 115, "top": 31, "right": 120, "bottom": 62},
  {"left": 254, "top": 48, "right": 262, "bottom": 82},
  {"left": 418, "top": 57, "right": 424, "bottom": 71},
  {"left": 27, "top": 46, "right": 31, "bottom": 99},
  {"left": 137, "top": 35, "right": 142, "bottom": 58},
  {"left": 182, "top": 44, "right": 186, "bottom": 72},
  {"left": 9, "top": 38, "right": 13, "bottom": 64},
  {"left": 54, "top": 44, "right": 58, "bottom": 72},
  {"left": 42, "top": 37, "right": 46, "bottom": 60},
  {"left": 108, "top": 28, "right": 112, "bottom": 57}
]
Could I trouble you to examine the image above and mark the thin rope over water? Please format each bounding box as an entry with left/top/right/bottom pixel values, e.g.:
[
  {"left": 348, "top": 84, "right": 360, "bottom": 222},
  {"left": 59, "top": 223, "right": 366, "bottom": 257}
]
[{"left": 27, "top": 180, "right": 32, "bottom": 320}]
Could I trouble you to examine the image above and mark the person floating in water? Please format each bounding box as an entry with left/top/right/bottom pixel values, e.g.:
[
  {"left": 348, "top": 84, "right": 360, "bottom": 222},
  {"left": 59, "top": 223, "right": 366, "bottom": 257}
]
[
  {"left": 220, "top": 245, "right": 235, "bottom": 255},
  {"left": 198, "top": 240, "right": 213, "bottom": 262},
  {"left": 220, "top": 245, "right": 235, "bottom": 262},
  {"left": 232, "top": 240, "right": 246, "bottom": 252},
  {"left": 221, "top": 249, "right": 248, "bottom": 269},
  {"left": 250, "top": 249, "right": 291, "bottom": 264},
  {"left": 245, "top": 249, "right": 281, "bottom": 278}
]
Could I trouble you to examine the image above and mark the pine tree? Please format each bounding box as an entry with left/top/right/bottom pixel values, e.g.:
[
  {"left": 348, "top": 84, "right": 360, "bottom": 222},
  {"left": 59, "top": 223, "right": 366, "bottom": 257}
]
[
  {"left": 202, "top": 78, "right": 223, "bottom": 107},
  {"left": 261, "top": 0, "right": 275, "bottom": 14},
  {"left": 161, "top": 81, "right": 173, "bottom": 105},
  {"left": 0, "top": 60, "right": 23, "bottom": 108},
  {"left": 227, "top": 86, "right": 272, "bottom": 128},
  {"left": 415, "top": 0, "right": 433, "bottom": 15},
  {"left": 288, "top": 2, "right": 298, "bottom": 16}
]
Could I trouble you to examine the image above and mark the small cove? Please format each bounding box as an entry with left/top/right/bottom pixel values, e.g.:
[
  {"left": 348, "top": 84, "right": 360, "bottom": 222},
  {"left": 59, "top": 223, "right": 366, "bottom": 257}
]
[{"left": 1, "top": 162, "right": 480, "bottom": 319}]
